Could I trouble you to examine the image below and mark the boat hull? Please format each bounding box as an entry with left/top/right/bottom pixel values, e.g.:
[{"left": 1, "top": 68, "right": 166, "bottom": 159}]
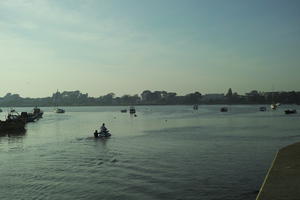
[
  {"left": 94, "top": 130, "right": 111, "bottom": 138},
  {"left": 285, "top": 110, "right": 297, "bottom": 114},
  {"left": 0, "top": 119, "right": 26, "bottom": 133}
]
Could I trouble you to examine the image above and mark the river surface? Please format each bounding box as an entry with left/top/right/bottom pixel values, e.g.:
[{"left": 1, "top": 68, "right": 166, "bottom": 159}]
[{"left": 0, "top": 105, "right": 299, "bottom": 200}]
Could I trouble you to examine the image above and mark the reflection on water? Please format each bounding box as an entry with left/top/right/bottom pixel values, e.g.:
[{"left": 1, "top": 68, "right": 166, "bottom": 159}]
[
  {"left": 0, "top": 130, "right": 26, "bottom": 137},
  {"left": 0, "top": 105, "right": 300, "bottom": 200}
]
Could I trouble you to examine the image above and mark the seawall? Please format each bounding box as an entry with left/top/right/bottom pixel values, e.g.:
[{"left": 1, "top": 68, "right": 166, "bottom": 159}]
[{"left": 256, "top": 142, "right": 300, "bottom": 200}]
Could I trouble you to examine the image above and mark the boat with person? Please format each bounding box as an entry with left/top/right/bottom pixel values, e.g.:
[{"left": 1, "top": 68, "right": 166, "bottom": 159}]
[
  {"left": 94, "top": 123, "right": 111, "bottom": 138},
  {"left": 94, "top": 129, "right": 111, "bottom": 138}
]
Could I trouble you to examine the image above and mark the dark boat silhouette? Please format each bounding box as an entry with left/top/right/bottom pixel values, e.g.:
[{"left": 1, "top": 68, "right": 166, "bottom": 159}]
[
  {"left": 220, "top": 107, "right": 228, "bottom": 112},
  {"left": 21, "top": 107, "right": 44, "bottom": 122},
  {"left": 129, "top": 106, "right": 136, "bottom": 114},
  {"left": 0, "top": 113, "right": 26, "bottom": 134},
  {"left": 285, "top": 109, "right": 297, "bottom": 114}
]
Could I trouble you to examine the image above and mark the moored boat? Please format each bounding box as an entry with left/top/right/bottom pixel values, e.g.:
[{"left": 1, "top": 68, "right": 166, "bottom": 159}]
[
  {"left": 0, "top": 114, "right": 26, "bottom": 133},
  {"left": 220, "top": 107, "right": 228, "bottom": 112},
  {"left": 24, "top": 107, "right": 44, "bottom": 122},
  {"left": 129, "top": 106, "right": 136, "bottom": 114},
  {"left": 55, "top": 108, "right": 65, "bottom": 113},
  {"left": 285, "top": 109, "right": 297, "bottom": 114},
  {"left": 121, "top": 109, "right": 127, "bottom": 113}
]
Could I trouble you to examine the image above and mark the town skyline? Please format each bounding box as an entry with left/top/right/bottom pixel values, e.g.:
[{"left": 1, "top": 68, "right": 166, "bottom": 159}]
[{"left": 1, "top": 89, "right": 299, "bottom": 107}]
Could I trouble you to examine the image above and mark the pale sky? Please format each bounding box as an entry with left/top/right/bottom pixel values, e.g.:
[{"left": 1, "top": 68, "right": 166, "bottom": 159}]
[{"left": 0, "top": 0, "right": 299, "bottom": 97}]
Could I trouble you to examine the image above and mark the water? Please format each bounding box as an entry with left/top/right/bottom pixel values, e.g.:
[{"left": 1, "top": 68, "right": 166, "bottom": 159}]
[{"left": 0, "top": 105, "right": 299, "bottom": 200}]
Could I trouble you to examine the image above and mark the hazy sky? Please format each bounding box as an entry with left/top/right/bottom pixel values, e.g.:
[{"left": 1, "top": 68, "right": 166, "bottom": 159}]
[{"left": 0, "top": 0, "right": 299, "bottom": 97}]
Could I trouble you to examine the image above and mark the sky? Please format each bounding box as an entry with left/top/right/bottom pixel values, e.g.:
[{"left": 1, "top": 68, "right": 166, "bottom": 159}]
[{"left": 0, "top": 0, "right": 300, "bottom": 98}]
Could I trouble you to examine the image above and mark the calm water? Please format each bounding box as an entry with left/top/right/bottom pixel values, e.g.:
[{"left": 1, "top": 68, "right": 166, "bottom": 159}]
[{"left": 0, "top": 105, "right": 299, "bottom": 200}]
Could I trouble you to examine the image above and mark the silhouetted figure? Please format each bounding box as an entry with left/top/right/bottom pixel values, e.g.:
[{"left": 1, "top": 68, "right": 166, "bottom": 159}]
[
  {"left": 94, "top": 130, "right": 98, "bottom": 138},
  {"left": 100, "top": 123, "right": 107, "bottom": 133}
]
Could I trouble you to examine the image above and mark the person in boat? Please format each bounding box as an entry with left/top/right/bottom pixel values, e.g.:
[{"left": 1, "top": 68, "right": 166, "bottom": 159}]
[{"left": 100, "top": 123, "right": 108, "bottom": 133}]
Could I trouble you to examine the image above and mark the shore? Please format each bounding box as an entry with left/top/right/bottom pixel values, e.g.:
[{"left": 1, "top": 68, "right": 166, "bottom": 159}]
[{"left": 256, "top": 142, "right": 300, "bottom": 200}]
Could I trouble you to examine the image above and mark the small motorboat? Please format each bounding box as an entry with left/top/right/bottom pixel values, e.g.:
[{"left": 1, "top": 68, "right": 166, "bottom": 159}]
[
  {"left": 129, "top": 106, "right": 136, "bottom": 114},
  {"left": 121, "top": 109, "right": 127, "bottom": 113},
  {"left": 94, "top": 130, "right": 111, "bottom": 138},
  {"left": 55, "top": 108, "right": 65, "bottom": 113},
  {"left": 220, "top": 107, "right": 228, "bottom": 112},
  {"left": 285, "top": 109, "right": 297, "bottom": 114},
  {"left": 259, "top": 107, "right": 267, "bottom": 111}
]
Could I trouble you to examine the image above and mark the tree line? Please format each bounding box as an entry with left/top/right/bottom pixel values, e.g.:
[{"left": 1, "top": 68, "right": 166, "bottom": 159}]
[{"left": 0, "top": 89, "right": 299, "bottom": 107}]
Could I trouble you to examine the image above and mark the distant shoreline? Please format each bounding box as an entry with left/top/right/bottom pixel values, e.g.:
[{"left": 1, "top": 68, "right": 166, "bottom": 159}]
[
  {"left": 0, "top": 103, "right": 298, "bottom": 108},
  {"left": 1, "top": 90, "right": 299, "bottom": 107}
]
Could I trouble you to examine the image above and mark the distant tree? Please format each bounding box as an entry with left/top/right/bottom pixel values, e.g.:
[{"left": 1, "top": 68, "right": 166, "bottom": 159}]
[
  {"left": 141, "top": 90, "right": 164, "bottom": 104},
  {"left": 226, "top": 88, "right": 233, "bottom": 97},
  {"left": 141, "top": 90, "right": 152, "bottom": 102},
  {"left": 184, "top": 92, "right": 202, "bottom": 104},
  {"left": 101, "top": 93, "right": 115, "bottom": 105}
]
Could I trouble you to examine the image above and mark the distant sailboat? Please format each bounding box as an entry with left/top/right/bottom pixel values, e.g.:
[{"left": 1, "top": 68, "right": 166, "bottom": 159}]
[{"left": 270, "top": 87, "right": 279, "bottom": 110}]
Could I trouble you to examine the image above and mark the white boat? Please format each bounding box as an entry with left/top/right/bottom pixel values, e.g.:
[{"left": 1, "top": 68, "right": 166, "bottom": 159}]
[
  {"left": 270, "top": 104, "right": 277, "bottom": 110},
  {"left": 55, "top": 108, "right": 65, "bottom": 113}
]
